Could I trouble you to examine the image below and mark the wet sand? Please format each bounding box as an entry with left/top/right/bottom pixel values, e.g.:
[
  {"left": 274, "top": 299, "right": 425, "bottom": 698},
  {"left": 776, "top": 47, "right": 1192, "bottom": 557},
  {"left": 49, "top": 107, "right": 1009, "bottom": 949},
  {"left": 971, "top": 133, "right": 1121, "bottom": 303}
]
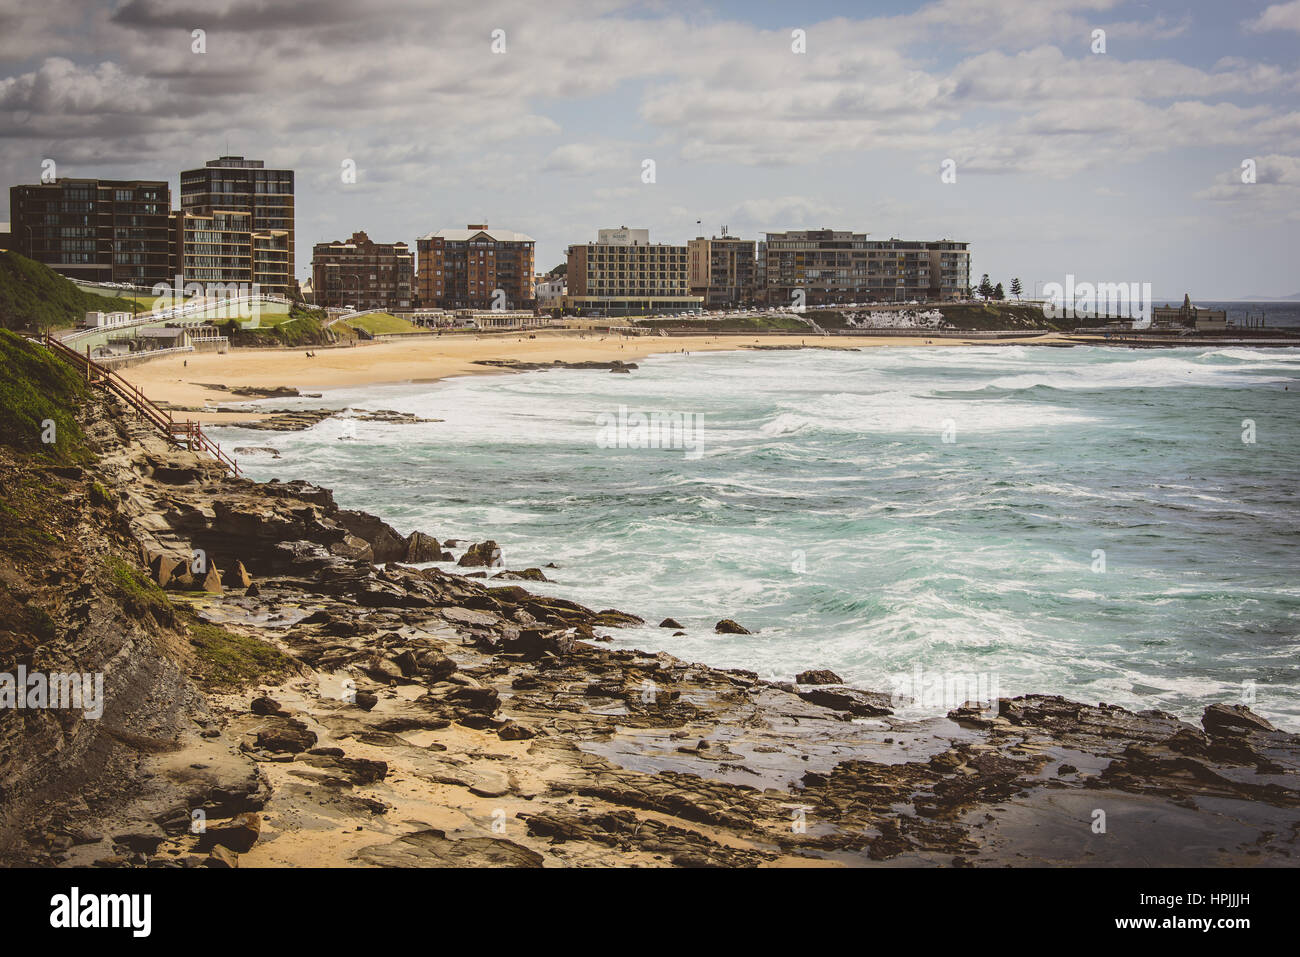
[{"left": 119, "top": 330, "right": 1062, "bottom": 424}]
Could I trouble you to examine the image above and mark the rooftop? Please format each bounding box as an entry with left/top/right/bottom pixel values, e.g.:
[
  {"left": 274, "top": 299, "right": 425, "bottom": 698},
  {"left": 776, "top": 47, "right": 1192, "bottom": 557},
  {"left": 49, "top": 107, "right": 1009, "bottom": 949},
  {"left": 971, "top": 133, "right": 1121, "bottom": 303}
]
[{"left": 419, "top": 225, "right": 534, "bottom": 243}]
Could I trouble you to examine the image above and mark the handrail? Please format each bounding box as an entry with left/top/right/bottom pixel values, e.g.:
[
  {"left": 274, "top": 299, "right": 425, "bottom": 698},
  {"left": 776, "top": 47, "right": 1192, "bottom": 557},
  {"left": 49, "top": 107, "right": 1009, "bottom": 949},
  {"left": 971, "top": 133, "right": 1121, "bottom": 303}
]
[
  {"left": 40, "top": 333, "right": 241, "bottom": 476},
  {"left": 60, "top": 293, "right": 290, "bottom": 343},
  {"left": 325, "top": 307, "right": 386, "bottom": 328}
]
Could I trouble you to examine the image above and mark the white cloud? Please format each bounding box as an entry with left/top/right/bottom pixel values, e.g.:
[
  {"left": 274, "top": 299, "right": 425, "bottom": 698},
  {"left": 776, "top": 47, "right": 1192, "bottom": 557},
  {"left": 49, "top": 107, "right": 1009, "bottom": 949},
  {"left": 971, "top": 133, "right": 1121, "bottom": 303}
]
[
  {"left": 1193, "top": 154, "right": 1300, "bottom": 224},
  {"left": 1244, "top": 1, "right": 1300, "bottom": 34}
]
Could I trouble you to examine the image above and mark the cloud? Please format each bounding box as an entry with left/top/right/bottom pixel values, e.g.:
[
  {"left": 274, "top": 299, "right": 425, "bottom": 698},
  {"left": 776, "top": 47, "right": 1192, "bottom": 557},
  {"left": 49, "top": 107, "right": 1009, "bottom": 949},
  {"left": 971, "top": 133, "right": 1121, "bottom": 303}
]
[
  {"left": 0, "top": 0, "right": 1296, "bottom": 290},
  {"left": 1193, "top": 154, "right": 1300, "bottom": 223},
  {"left": 728, "top": 195, "right": 839, "bottom": 229},
  {"left": 1244, "top": 1, "right": 1300, "bottom": 34}
]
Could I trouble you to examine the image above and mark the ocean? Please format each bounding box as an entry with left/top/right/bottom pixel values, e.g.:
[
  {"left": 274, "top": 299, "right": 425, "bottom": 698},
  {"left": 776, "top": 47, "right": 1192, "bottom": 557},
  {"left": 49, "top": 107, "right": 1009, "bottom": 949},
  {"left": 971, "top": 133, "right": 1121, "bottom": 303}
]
[
  {"left": 214, "top": 344, "right": 1300, "bottom": 728},
  {"left": 1173, "top": 300, "right": 1300, "bottom": 328}
]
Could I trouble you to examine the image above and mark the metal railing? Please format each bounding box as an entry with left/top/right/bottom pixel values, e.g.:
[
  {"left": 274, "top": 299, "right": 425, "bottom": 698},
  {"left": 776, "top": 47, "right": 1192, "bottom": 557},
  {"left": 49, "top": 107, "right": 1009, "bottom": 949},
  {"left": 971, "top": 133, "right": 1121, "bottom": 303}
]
[
  {"left": 325, "top": 307, "right": 386, "bottom": 328},
  {"left": 61, "top": 293, "right": 290, "bottom": 343},
  {"left": 40, "top": 332, "right": 240, "bottom": 476}
]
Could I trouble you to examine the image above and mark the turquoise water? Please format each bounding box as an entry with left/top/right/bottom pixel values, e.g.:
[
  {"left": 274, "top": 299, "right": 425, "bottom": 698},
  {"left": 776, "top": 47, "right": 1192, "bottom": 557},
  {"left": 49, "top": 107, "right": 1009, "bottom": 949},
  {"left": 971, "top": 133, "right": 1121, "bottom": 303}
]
[{"left": 217, "top": 345, "right": 1300, "bottom": 728}]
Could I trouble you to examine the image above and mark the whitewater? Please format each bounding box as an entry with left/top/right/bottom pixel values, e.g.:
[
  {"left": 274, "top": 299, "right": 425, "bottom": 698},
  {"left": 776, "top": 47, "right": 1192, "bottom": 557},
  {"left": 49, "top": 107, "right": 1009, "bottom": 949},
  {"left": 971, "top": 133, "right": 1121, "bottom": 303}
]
[{"left": 213, "top": 344, "right": 1300, "bottom": 728}]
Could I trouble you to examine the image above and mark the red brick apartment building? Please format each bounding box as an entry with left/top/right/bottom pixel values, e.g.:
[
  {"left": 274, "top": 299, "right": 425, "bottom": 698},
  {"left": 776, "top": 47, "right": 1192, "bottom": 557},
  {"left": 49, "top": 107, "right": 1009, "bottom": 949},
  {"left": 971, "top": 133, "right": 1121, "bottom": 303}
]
[
  {"left": 312, "top": 231, "right": 414, "bottom": 310},
  {"left": 416, "top": 225, "right": 535, "bottom": 310}
]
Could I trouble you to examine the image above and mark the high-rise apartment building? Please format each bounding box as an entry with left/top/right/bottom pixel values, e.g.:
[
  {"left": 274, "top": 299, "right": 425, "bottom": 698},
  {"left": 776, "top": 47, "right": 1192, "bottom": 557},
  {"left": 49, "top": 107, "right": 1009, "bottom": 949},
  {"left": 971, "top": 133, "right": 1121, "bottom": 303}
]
[
  {"left": 178, "top": 156, "right": 294, "bottom": 293},
  {"left": 416, "top": 225, "right": 535, "bottom": 309},
  {"left": 762, "top": 230, "right": 970, "bottom": 305},
  {"left": 687, "top": 234, "right": 757, "bottom": 307},
  {"left": 9, "top": 179, "right": 172, "bottom": 286},
  {"left": 312, "top": 231, "right": 415, "bottom": 310},
  {"left": 566, "top": 227, "right": 702, "bottom": 316}
]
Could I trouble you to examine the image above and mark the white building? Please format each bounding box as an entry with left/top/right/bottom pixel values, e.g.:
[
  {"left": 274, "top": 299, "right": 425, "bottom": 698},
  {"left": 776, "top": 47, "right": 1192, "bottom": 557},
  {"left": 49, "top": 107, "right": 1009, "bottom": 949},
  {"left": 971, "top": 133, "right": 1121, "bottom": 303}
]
[
  {"left": 81, "top": 310, "right": 136, "bottom": 329},
  {"left": 536, "top": 276, "right": 567, "bottom": 310},
  {"left": 596, "top": 227, "right": 651, "bottom": 246}
]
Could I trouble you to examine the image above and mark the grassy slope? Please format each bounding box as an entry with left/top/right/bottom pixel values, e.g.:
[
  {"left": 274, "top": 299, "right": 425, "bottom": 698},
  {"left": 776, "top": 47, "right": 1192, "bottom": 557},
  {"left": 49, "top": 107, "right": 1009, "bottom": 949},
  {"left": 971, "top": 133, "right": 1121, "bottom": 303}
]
[
  {"left": 0, "top": 328, "right": 89, "bottom": 463},
  {"left": 340, "top": 312, "right": 419, "bottom": 335},
  {"left": 219, "top": 303, "right": 337, "bottom": 347},
  {"left": 0, "top": 252, "right": 141, "bottom": 332}
]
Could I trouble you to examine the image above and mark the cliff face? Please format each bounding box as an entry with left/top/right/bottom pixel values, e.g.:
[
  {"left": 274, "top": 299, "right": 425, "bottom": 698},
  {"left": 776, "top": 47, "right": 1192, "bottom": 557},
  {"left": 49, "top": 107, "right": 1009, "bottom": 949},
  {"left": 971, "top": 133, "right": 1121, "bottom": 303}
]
[
  {"left": 0, "top": 355, "right": 213, "bottom": 857},
  {"left": 2, "top": 332, "right": 1299, "bottom": 868}
]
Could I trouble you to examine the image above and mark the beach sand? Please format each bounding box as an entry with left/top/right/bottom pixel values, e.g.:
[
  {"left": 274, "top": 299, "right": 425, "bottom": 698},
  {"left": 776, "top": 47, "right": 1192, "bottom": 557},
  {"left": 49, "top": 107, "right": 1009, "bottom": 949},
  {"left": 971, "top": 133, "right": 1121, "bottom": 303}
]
[{"left": 119, "top": 329, "right": 1061, "bottom": 424}]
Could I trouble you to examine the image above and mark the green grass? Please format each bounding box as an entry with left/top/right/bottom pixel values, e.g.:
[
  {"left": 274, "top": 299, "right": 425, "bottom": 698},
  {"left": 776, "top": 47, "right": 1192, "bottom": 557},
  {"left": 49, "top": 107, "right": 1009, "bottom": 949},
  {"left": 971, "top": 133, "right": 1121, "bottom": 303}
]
[
  {"left": 102, "top": 555, "right": 174, "bottom": 624},
  {"left": 341, "top": 312, "right": 419, "bottom": 335},
  {"left": 81, "top": 286, "right": 166, "bottom": 310},
  {"left": 179, "top": 607, "right": 294, "bottom": 690},
  {"left": 89, "top": 481, "right": 113, "bottom": 508},
  {"left": 0, "top": 328, "right": 89, "bottom": 463},
  {"left": 219, "top": 303, "right": 334, "bottom": 347},
  {"left": 0, "top": 252, "right": 140, "bottom": 332}
]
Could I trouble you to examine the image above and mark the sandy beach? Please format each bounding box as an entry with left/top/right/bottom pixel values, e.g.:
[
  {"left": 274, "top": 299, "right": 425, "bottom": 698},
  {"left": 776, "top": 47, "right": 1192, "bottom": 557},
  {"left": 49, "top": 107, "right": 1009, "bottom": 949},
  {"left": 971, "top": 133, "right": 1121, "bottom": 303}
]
[{"left": 120, "top": 329, "right": 1061, "bottom": 424}]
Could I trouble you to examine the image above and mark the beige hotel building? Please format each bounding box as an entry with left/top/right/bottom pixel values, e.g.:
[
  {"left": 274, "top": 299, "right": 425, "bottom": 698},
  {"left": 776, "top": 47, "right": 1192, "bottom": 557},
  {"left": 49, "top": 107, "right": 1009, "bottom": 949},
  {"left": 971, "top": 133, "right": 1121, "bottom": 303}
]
[{"left": 565, "top": 227, "right": 702, "bottom": 316}]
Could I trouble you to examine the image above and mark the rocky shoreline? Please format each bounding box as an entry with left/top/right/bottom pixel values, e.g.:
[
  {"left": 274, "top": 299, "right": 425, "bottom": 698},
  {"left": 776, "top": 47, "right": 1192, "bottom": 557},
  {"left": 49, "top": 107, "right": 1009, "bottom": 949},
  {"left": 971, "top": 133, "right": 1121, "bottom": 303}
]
[{"left": 4, "top": 388, "right": 1299, "bottom": 868}]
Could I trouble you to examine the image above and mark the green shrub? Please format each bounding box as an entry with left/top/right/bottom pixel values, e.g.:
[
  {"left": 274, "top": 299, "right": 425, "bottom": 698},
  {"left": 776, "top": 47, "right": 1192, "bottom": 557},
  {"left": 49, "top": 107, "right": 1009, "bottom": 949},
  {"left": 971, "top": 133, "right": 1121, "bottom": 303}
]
[
  {"left": 0, "top": 251, "right": 139, "bottom": 332},
  {"left": 0, "top": 329, "right": 89, "bottom": 463}
]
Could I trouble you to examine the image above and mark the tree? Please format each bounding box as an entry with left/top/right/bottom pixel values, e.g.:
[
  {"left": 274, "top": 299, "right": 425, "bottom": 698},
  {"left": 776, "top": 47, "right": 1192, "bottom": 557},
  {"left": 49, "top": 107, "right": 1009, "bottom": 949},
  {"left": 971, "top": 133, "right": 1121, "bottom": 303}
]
[
  {"left": 1010, "top": 277, "right": 1023, "bottom": 300},
  {"left": 978, "top": 273, "right": 994, "bottom": 299},
  {"left": 993, "top": 282, "right": 1005, "bottom": 300}
]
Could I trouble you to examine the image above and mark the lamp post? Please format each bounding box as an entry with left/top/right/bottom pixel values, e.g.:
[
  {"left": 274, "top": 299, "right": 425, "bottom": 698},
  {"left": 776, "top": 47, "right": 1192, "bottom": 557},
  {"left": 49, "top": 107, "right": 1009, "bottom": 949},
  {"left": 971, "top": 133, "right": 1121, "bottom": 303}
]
[{"left": 332, "top": 271, "right": 361, "bottom": 310}]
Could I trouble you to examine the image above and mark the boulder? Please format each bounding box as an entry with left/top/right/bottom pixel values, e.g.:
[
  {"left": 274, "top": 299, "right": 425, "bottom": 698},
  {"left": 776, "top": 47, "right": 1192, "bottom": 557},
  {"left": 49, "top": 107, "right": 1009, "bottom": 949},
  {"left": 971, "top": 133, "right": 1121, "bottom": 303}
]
[
  {"left": 798, "top": 687, "right": 893, "bottom": 717},
  {"left": 222, "top": 561, "right": 253, "bottom": 589},
  {"left": 149, "top": 554, "right": 181, "bottom": 588},
  {"left": 415, "top": 650, "right": 458, "bottom": 681},
  {"left": 199, "top": 813, "right": 261, "bottom": 854},
  {"left": 659, "top": 618, "right": 684, "bottom": 629},
  {"left": 405, "top": 531, "right": 442, "bottom": 563},
  {"left": 255, "top": 719, "right": 317, "bottom": 753},
  {"left": 167, "top": 569, "right": 195, "bottom": 590},
  {"left": 594, "top": 609, "right": 644, "bottom": 626},
  {"left": 200, "top": 564, "right": 224, "bottom": 595},
  {"left": 250, "top": 695, "right": 284, "bottom": 716},
  {"left": 492, "top": 568, "right": 548, "bottom": 582},
  {"left": 714, "top": 619, "right": 751, "bottom": 635},
  {"left": 796, "top": 669, "right": 843, "bottom": 685},
  {"left": 393, "top": 650, "right": 421, "bottom": 677},
  {"left": 457, "top": 541, "right": 503, "bottom": 568},
  {"left": 1202, "top": 703, "right": 1276, "bottom": 738},
  {"left": 498, "top": 722, "right": 536, "bottom": 741},
  {"left": 205, "top": 846, "right": 238, "bottom": 868},
  {"left": 330, "top": 534, "right": 374, "bottom": 562},
  {"left": 337, "top": 509, "right": 408, "bottom": 563}
]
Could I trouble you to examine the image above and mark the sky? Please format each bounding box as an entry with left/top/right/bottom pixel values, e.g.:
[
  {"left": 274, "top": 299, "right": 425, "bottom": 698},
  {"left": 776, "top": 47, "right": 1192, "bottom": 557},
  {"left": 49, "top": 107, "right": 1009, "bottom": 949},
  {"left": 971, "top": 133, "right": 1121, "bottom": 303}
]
[{"left": 0, "top": 0, "right": 1297, "bottom": 298}]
